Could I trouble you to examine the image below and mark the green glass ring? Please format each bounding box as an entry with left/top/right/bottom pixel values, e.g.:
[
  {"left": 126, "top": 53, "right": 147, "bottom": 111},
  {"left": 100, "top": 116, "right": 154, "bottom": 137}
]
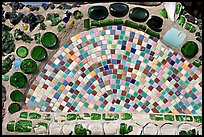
[
  {"left": 31, "top": 46, "right": 47, "bottom": 61},
  {"left": 16, "top": 46, "right": 28, "bottom": 58},
  {"left": 10, "top": 72, "right": 28, "bottom": 88},
  {"left": 10, "top": 90, "right": 23, "bottom": 102},
  {"left": 41, "top": 32, "right": 58, "bottom": 49},
  {"left": 20, "top": 58, "right": 38, "bottom": 74}
]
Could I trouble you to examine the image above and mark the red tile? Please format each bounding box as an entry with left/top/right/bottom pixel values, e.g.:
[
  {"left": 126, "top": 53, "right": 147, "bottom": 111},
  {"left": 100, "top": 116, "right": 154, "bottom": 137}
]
[
  {"left": 67, "top": 39, "right": 72, "bottom": 44},
  {"left": 137, "top": 39, "right": 142, "bottom": 45},
  {"left": 31, "top": 85, "right": 37, "bottom": 90},
  {"left": 43, "top": 84, "right": 48, "bottom": 89}
]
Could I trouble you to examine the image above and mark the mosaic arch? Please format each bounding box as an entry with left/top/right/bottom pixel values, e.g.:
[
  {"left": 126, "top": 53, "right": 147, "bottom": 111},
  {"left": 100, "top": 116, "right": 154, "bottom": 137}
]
[{"left": 25, "top": 25, "right": 202, "bottom": 114}]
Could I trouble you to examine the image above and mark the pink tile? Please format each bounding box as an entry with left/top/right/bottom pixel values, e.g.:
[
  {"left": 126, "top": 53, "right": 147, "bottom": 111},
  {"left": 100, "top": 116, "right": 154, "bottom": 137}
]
[{"left": 84, "top": 46, "right": 89, "bottom": 51}]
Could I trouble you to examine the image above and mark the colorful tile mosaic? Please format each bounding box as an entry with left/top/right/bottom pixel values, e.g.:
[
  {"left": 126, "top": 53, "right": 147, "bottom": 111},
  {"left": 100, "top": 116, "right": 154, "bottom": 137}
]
[{"left": 25, "top": 25, "right": 202, "bottom": 114}]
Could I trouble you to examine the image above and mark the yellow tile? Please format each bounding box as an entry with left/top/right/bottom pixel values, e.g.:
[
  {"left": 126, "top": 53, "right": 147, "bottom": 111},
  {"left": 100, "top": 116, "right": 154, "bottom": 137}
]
[
  {"left": 153, "top": 59, "right": 158, "bottom": 64},
  {"left": 75, "top": 34, "right": 81, "bottom": 40},
  {"left": 126, "top": 46, "right": 131, "bottom": 51},
  {"left": 66, "top": 53, "right": 71, "bottom": 58},
  {"left": 59, "top": 85, "right": 65, "bottom": 90},
  {"left": 65, "top": 48, "right": 70, "bottom": 53},
  {"left": 71, "top": 55, "right": 76, "bottom": 60},
  {"left": 171, "top": 109, "right": 179, "bottom": 114},
  {"left": 152, "top": 64, "right": 157, "bottom": 69},
  {"left": 90, "top": 71, "right": 96, "bottom": 76},
  {"left": 182, "top": 64, "right": 188, "bottom": 70}
]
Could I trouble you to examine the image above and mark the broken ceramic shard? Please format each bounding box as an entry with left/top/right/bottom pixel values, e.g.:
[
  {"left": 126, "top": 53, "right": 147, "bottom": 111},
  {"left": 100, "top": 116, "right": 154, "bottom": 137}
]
[
  {"left": 163, "top": 27, "right": 186, "bottom": 48},
  {"left": 181, "top": 41, "right": 198, "bottom": 58},
  {"left": 26, "top": 4, "right": 40, "bottom": 11},
  {"left": 14, "top": 58, "right": 21, "bottom": 69},
  {"left": 57, "top": 3, "right": 72, "bottom": 10},
  {"left": 120, "top": 123, "right": 133, "bottom": 135},
  {"left": 42, "top": 3, "right": 49, "bottom": 10},
  {"left": 15, "top": 120, "right": 32, "bottom": 132},
  {"left": 2, "top": 75, "right": 9, "bottom": 81},
  {"left": 29, "top": 112, "right": 41, "bottom": 119},
  {"left": 74, "top": 124, "right": 92, "bottom": 135},
  {"left": 14, "top": 29, "right": 33, "bottom": 43},
  {"left": 46, "top": 13, "right": 62, "bottom": 26},
  {"left": 34, "top": 33, "right": 41, "bottom": 44},
  {"left": 20, "top": 112, "right": 28, "bottom": 119},
  {"left": 39, "top": 22, "right": 46, "bottom": 30},
  {"left": 2, "top": 55, "right": 15, "bottom": 75},
  {"left": 2, "top": 31, "right": 15, "bottom": 55},
  {"left": 68, "top": 20, "right": 75, "bottom": 28},
  {"left": 164, "top": 2, "right": 176, "bottom": 22},
  {"left": 7, "top": 121, "right": 15, "bottom": 132},
  {"left": 57, "top": 24, "right": 66, "bottom": 32},
  {"left": 160, "top": 8, "right": 168, "bottom": 19},
  {"left": 73, "top": 10, "right": 83, "bottom": 20}
]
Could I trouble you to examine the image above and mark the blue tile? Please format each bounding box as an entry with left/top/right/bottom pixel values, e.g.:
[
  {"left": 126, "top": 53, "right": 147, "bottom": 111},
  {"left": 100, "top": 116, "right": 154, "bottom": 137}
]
[
  {"left": 130, "top": 32, "right": 135, "bottom": 38},
  {"left": 131, "top": 48, "right": 136, "bottom": 53},
  {"left": 170, "top": 60, "right": 175, "bottom": 65},
  {"left": 147, "top": 72, "right": 152, "bottom": 77},
  {"left": 79, "top": 55, "right": 84, "bottom": 60},
  {"left": 110, "top": 107, "right": 115, "bottom": 111},
  {"left": 112, "top": 59, "right": 117, "bottom": 64},
  {"left": 66, "top": 102, "right": 72, "bottom": 107},
  {"left": 99, "top": 83, "right": 105, "bottom": 88},
  {"left": 58, "top": 55, "right": 64, "bottom": 60},
  {"left": 121, "top": 45, "right": 126, "bottom": 50},
  {"left": 117, "top": 25, "right": 122, "bottom": 30},
  {"left": 110, "top": 30, "right": 115, "bottom": 35},
  {"left": 124, "top": 103, "right": 130, "bottom": 109},
  {"left": 136, "top": 60, "right": 141, "bottom": 65},
  {"left": 139, "top": 35, "right": 144, "bottom": 40},
  {"left": 54, "top": 93, "right": 60, "bottom": 99},
  {"left": 144, "top": 108, "right": 150, "bottom": 113},
  {"left": 146, "top": 65, "right": 151, "bottom": 71},
  {"left": 146, "top": 44, "right": 152, "bottom": 49},
  {"left": 108, "top": 70, "right": 112, "bottom": 74},
  {"left": 104, "top": 65, "right": 109, "bottom": 70},
  {"left": 168, "top": 52, "right": 173, "bottom": 57},
  {"left": 63, "top": 80, "right": 69, "bottom": 86},
  {"left": 130, "top": 79, "right": 136, "bottom": 84}
]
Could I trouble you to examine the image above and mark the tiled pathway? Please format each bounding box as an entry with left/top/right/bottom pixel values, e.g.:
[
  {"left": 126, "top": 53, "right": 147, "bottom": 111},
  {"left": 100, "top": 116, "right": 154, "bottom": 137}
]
[{"left": 25, "top": 25, "right": 202, "bottom": 114}]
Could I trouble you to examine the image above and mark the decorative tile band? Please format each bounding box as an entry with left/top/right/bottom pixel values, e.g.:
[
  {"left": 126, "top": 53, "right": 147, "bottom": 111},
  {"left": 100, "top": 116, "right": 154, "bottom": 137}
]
[
  {"left": 6, "top": 111, "right": 202, "bottom": 135},
  {"left": 25, "top": 25, "right": 202, "bottom": 114}
]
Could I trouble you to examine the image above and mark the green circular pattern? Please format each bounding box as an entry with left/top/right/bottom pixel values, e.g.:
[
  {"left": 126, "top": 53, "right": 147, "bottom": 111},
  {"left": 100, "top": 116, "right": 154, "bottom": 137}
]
[
  {"left": 16, "top": 46, "right": 28, "bottom": 58},
  {"left": 8, "top": 103, "right": 21, "bottom": 114},
  {"left": 20, "top": 58, "right": 38, "bottom": 74},
  {"left": 10, "top": 72, "right": 28, "bottom": 88},
  {"left": 10, "top": 90, "right": 23, "bottom": 102},
  {"left": 41, "top": 32, "right": 58, "bottom": 49},
  {"left": 31, "top": 46, "right": 47, "bottom": 61}
]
